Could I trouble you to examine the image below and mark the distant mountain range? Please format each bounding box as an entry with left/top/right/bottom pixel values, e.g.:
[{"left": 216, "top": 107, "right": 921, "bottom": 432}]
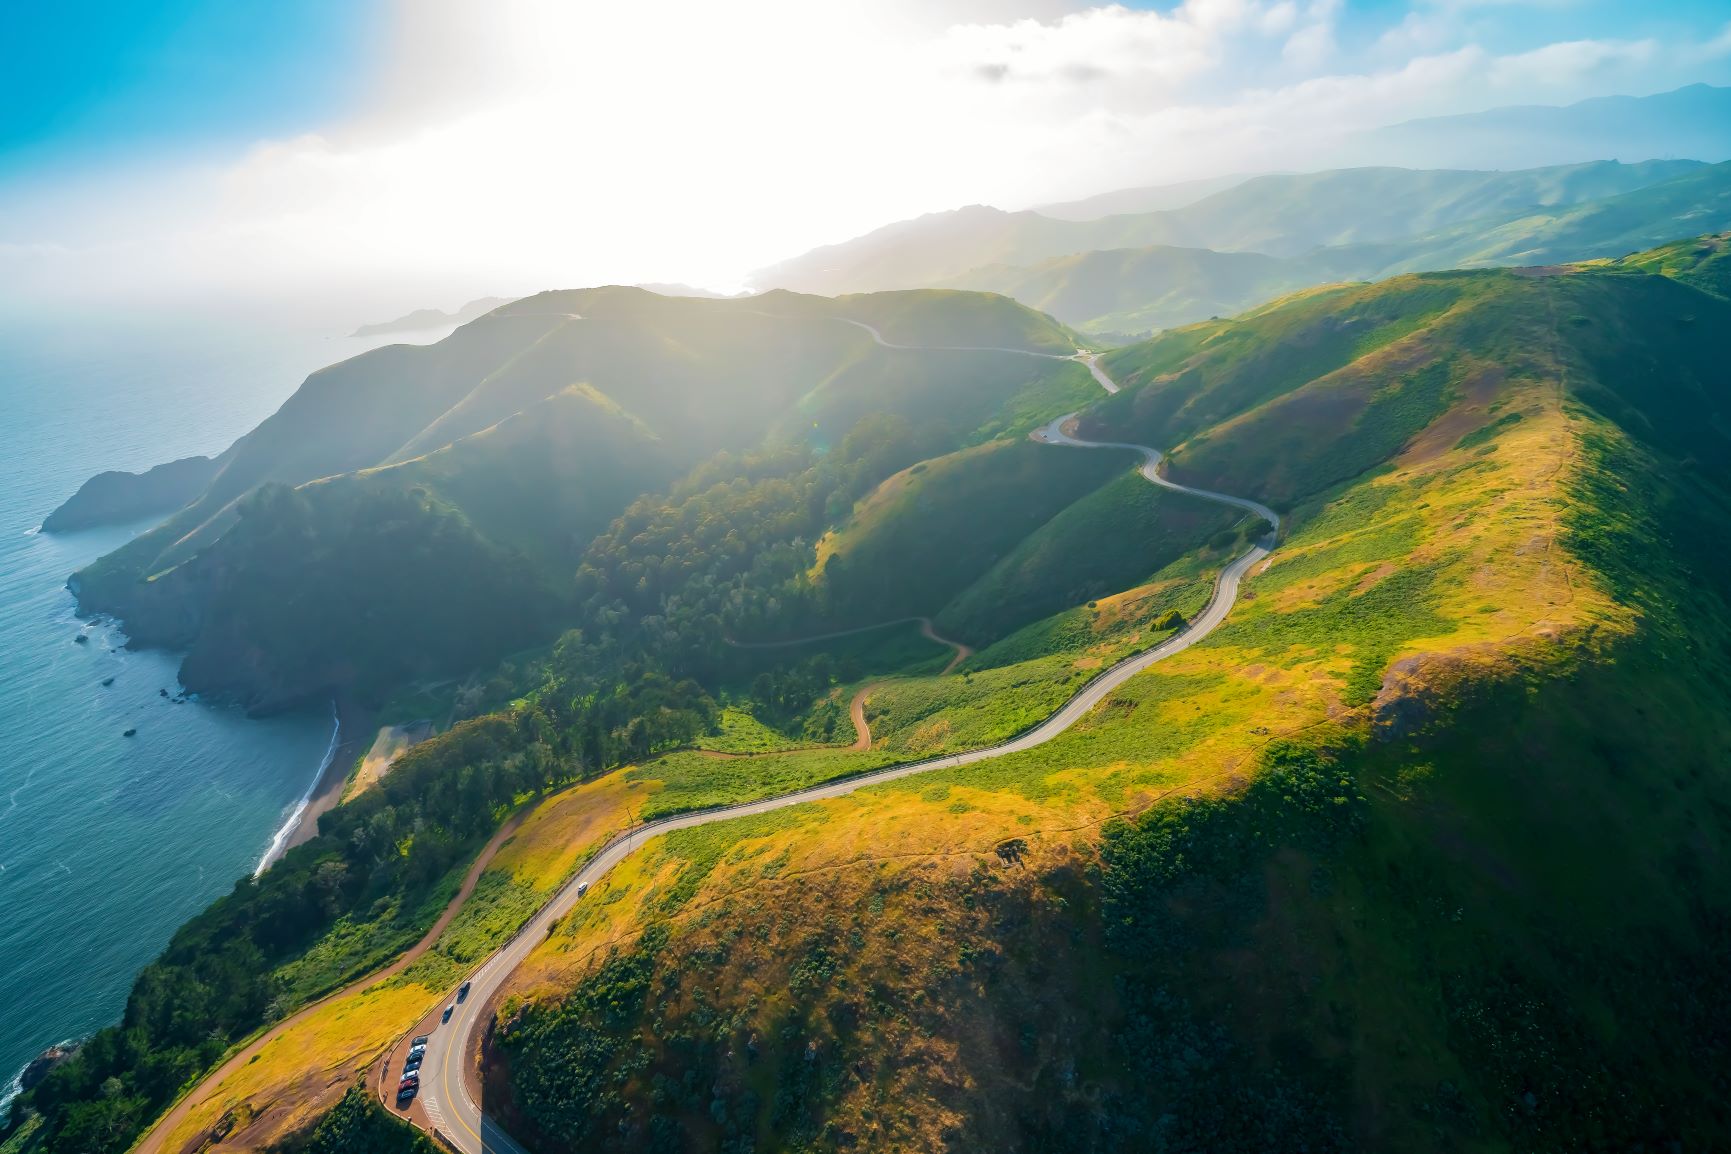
[
  {"left": 755, "top": 158, "right": 1731, "bottom": 336},
  {"left": 751, "top": 84, "right": 1731, "bottom": 338},
  {"left": 1350, "top": 83, "right": 1731, "bottom": 171},
  {"left": 349, "top": 296, "right": 516, "bottom": 338}
]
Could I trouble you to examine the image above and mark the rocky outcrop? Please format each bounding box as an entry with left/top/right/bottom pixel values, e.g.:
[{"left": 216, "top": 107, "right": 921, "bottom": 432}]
[
  {"left": 19, "top": 1042, "right": 78, "bottom": 1092},
  {"left": 42, "top": 456, "right": 219, "bottom": 533}
]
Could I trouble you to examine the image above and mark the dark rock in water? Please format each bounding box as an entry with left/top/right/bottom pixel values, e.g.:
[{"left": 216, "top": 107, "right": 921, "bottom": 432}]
[
  {"left": 73, "top": 635, "right": 89, "bottom": 645},
  {"left": 123, "top": 728, "right": 137, "bottom": 737},
  {"left": 20, "top": 1042, "right": 78, "bottom": 1092},
  {"left": 101, "top": 677, "right": 115, "bottom": 687}
]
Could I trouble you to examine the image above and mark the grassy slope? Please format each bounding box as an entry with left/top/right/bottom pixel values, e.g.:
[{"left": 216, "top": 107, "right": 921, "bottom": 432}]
[
  {"left": 934, "top": 469, "right": 1243, "bottom": 645},
  {"left": 484, "top": 255, "right": 1731, "bottom": 1152},
  {"left": 1364, "top": 158, "right": 1731, "bottom": 273},
  {"left": 813, "top": 439, "right": 1128, "bottom": 626},
  {"left": 944, "top": 244, "right": 1311, "bottom": 338},
  {"left": 832, "top": 288, "right": 1080, "bottom": 353},
  {"left": 1609, "top": 229, "right": 1731, "bottom": 299}
]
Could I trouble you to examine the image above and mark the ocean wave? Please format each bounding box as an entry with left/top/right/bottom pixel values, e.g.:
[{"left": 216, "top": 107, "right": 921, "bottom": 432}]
[
  {"left": 1, "top": 1062, "right": 20, "bottom": 1117},
  {"left": 253, "top": 701, "right": 340, "bottom": 877},
  {"left": 1, "top": 1038, "right": 78, "bottom": 1116}
]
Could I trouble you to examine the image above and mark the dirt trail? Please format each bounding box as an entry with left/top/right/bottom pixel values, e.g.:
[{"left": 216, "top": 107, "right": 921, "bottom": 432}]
[
  {"left": 847, "top": 617, "right": 970, "bottom": 751},
  {"left": 848, "top": 686, "right": 873, "bottom": 750},
  {"left": 919, "top": 617, "right": 972, "bottom": 674},
  {"left": 133, "top": 807, "right": 533, "bottom": 1154},
  {"left": 718, "top": 616, "right": 971, "bottom": 755}
]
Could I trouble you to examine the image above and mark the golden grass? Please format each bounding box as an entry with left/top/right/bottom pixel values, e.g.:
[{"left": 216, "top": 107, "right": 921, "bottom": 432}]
[
  {"left": 153, "top": 980, "right": 437, "bottom": 1153},
  {"left": 159, "top": 774, "right": 648, "bottom": 1150}
]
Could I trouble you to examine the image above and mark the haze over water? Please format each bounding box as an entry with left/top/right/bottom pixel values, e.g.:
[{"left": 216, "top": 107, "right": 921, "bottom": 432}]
[{"left": 0, "top": 314, "right": 447, "bottom": 1106}]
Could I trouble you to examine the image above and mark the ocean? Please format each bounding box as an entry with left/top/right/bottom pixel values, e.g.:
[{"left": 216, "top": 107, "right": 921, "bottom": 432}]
[{"left": 0, "top": 313, "right": 449, "bottom": 1109}]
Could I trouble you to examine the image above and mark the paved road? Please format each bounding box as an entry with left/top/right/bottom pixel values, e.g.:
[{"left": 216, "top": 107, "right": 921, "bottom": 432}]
[
  {"left": 836, "top": 319, "right": 1119, "bottom": 395},
  {"left": 132, "top": 809, "right": 532, "bottom": 1154},
  {"left": 396, "top": 336, "right": 1280, "bottom": 1154}
]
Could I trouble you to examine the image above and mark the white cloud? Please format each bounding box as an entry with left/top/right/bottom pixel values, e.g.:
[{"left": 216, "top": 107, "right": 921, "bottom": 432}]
[
  {"left": 1695, "top": 21, "right": 1731, "bottom": 61},
  {"left": 1487, "top": 36, "right": 1658, "bottom": 88},
  {"left": 0, "top": 0, "right": 1721, "bottom": 316}
]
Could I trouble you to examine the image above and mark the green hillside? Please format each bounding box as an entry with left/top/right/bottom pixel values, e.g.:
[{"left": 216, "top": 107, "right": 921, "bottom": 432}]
[
  {"left": 63, "top": 287, "right": 1086, "bottom": 711},
  {"left": 945, "top": 244, "right": 1311, "bottom": 340},
  {"left": 813, "top": 440, "right": 1130, "bottom": 627},
  {"left": 1610, "top": 229, "right": 1731, "bottom": 297},
  {"left": 1364, "top": 158, "right": 1731, "bottom": 272},
  {"left": 483, "top": 246, "right": 1731, "bottom": 1153}
]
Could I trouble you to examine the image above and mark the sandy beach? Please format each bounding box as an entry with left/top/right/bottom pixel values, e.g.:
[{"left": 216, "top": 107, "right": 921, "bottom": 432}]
[{"left": 255, "top": 698, "right": 376, "bottom": 872}]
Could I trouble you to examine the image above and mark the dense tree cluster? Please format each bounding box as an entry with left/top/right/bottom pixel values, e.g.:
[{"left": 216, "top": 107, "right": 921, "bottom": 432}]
[
  {"left": 270, "top": 1085, "right": 435, "bottom": 1153},
  {"left": 571, "top": 413, "right": 937, "bottom": 675},
  {"left": 180, "top": 481, "right": 562, "bottom": 709}
]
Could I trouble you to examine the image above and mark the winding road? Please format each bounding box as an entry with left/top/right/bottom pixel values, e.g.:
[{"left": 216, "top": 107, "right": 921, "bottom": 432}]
[{"left": 386, "top": 327, "right": 1280, "bottom": 1154}]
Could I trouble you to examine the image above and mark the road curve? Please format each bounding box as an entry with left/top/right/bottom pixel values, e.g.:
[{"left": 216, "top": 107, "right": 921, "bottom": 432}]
[
  {"left": 401, "top": 338, "right": 1280, "bottom": 1154},
  {"left": 132, "top": 808, "right": 532, "bottom": 1154}
]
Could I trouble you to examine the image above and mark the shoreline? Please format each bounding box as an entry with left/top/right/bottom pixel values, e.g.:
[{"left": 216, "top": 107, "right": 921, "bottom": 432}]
[{"left": 254, "top": 698, "right": 376, "bottom": 875}]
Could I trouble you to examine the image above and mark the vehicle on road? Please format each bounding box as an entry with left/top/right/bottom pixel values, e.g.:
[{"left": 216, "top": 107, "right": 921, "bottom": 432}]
[
  {"left": 457, "top": 980, "right": 472, "bottom": 1003},
  {"left": 442, "top": 1003, "right": 455, "bottom": 1023},
  {"left": 578, "top": 881, "right": 589, "bottom": 897}
]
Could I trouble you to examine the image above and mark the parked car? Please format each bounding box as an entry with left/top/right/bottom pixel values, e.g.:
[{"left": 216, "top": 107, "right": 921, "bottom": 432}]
[
  {"left": 408, "top": 1043, "right": 426, "bottom": 1061},
  {"left": 404, "top": 1051, "right": 423, "bottom": 1073},
  {"left": 412, "top": 1034, "right": 430, "bottom": 1047},
  {"left": 442, "top": 1003, "right": 455, "bottom": 1023},
  {"left": 397, "top": 1074, "right": 419, "bottom": 1101},
  {"left": 457, "top": 980, "right": 472, "bottom": 1003}
]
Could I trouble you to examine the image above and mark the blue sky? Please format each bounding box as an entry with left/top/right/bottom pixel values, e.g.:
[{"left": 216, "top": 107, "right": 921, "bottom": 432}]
[
  {"left": 5, "top": 0, "right": 1726, "bottom": 181},
  {"left": 0, "top": 1, "right": 380, "bottom": 178}
]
